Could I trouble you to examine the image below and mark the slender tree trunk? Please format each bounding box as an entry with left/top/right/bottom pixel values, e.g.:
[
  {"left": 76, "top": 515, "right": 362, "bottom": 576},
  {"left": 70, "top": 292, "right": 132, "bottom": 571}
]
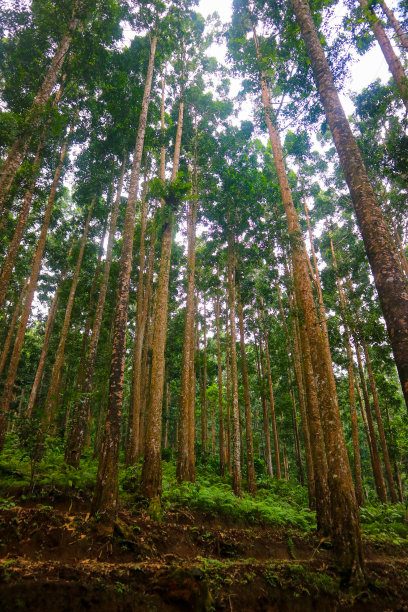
[
  {"left": 140, "top": 83, "right": 184, "bottom": 501},
  {"left": 237, "top": 284, "right": 256, "bottom": 494},
  {"left": 177, "top": 191, "right": 198, "bottom": 482},
  {"left": 330, "top": 239, "right": 364, "bottom": 506},
  {"left": 291, "top": 0, "right": 408, "bottom": 414},
  {"left": 0, "top": 277, "right": 28, "bottom": 379},
  {"left": 290, "top": 380, "right": 304, "bottom": 486},
  {"left": 389, "top": 216, "right": 408, "bottom": 279},
  {"left": 43, "top": 199, "right": 95, "bottom": 428},
  {"left": 278, "top": 288, "right": 314, "bottom": 503},
  {"left": 225, "top": 311, "right": 232, "bottom": 474},
  {"left": 358, "top": 0, "right": 408, "bottom": 110},
  {"left": 92, "top": 35, "right": 157, "bottom": 517},
  {"left": 227, "top": 233, "right": 242, "bottom": 497},
  {"left": 353, "top": 335, "right": 388, "bottom": 502},
  {"left": 125, "top": 180, "right": 151, "bottom": 466},
  {"left": 201, "top": 298, "right": 208, "bottom": 455},
  {"left": 260, "top": 302, "right": 281, "bottom": 479},
  {"left": 380, "top": 0, "right": 408, "bottom": 52},
  {"left": 0, "top": 121, "right": 73, "bottom": 449},
  {"left": 64, "top": 153, "right": 126, "bottom": 467},
  {"left": 26, "top": 237, "right": 75, "bottom": 416},
  {"left": 361, "top": 338, "right": 398, "bottom": 503},
  {"left": 256, "top": 332, "right": 273, "bottom": 478},
  {"left": 215, "top": 295, "right": 225, "bottom": 477},
  {"left": 383, "top": 400, "right": 404, "bottom": 503},
  {"left": 0, "top": 1, "right": 80, "bottom": 210}
]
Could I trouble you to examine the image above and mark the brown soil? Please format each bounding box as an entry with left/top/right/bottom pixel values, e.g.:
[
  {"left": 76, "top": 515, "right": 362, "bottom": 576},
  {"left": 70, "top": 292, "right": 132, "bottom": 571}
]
[{"left": 0, "top": 498, "right": 407, "bottom": 611}]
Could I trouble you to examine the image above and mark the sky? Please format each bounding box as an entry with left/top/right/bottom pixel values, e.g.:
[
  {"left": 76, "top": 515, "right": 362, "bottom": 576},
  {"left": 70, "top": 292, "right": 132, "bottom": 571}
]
[{"left": 198, "top": 0, "right": 392, "bottom": 117}]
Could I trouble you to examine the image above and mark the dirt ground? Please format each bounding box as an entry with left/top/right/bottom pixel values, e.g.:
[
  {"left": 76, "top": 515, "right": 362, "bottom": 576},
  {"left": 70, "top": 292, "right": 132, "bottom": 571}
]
[{"left": 0, "top": 494, "right": 407, "bottom": 611}]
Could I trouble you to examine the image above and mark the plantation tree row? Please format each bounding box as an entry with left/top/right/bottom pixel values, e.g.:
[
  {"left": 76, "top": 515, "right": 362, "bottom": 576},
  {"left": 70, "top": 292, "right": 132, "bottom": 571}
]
[{"left": 0, "top": 0, "right": 408, "bottom": 583}]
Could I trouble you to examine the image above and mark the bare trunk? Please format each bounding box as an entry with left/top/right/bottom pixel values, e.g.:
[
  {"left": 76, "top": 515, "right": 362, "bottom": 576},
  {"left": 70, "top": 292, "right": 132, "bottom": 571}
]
[
  {"left": 256, "top": 332, "right": 273, "bottom": 478},
  {"left": 380, "top": 0, "right": 408, "bottom": 52},
  {"left": 291, "top": 0, "right": 408, "bottom": 414},
  {"left": 227, "top": 233, "right": 242, "bottom": 497},
  {"left": 225, "top": 312, "right": 232, "bottom": 474},
  {"left": 92, "top": 35, "right": 157, "bottom": 517},
  {"left": 140, "top": 87, "right": 184, "bottom": 501},
  {"left": 216, "top": 295, "right": 225, "bottom": 476},
  {"left": 237, "top": 284, "right": 256, "bottom": 494},
  {"left": 201, "top": 298, "right": 208, "bottom": 454}
]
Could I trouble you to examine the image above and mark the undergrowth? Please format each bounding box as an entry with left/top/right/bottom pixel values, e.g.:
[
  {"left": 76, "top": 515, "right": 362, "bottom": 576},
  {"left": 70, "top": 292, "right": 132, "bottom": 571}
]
[{"left": 0, "top": 437, "right": 407, "bottom": 545}]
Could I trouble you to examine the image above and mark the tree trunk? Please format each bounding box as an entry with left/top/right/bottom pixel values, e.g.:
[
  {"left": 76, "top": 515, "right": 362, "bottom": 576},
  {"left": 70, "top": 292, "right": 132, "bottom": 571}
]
[
  {"left": 260, "top": 301, "right": 281, "bottom": 479},
  {"left": 380, "top": 0, "right": 408, "bottom": 52},
  {"left": 177, "top": 191, "right": 198, "bottom": 482},
  {"left": 43, "top": 199, "right": 95, "bottom": 429},
  {"left": 0, "top": 121, "right": 73, "bottom": 449},
  {"left": 290, "top": 381, "right": 304, "bottom": 486},
  {"left": 358, "top": 0, "right": 408, "bottom": 110},
  {"left": 140, "top": 86, "right": 184, "bottom": 501},
  {"left": 92, "top": 35, "right": 157, "bottom": 517},
  {"left": 330, "top": 239, "right": 364, "bottom": 507},
  {"left": 225, "top": 311, "right": 232, "bottom": 474},
  {"left": 201, "top": 298, "right": 208, "bottom": 455},
  {"left": 0, "top": 1, "right": 79, "bottom": 210},
  {"left": 0, "top": 277, "right": 28, "bottom": 379},
  {"left": 353, "top": 335, "right": 388, "bottom": 502},
  {"left": 291, "top": 0, "right": 408, "bottom": 413},
  {"left": 227, "top": 233, "right": 242, "bottom": 497},
  {"left": 65, "top": 154, "right": 125, "bottom": 467},
  {"left": 215, "top": 295, "right": 225, "bottom": 476},
  {"left": 237, "top": 284, "right": 256, "bottom": 494},
  {"left": 256, "top": 331, "right": 273, "bottom": 478},
  {"left": 361, "top": 338, "right": 398, "bottom": 503}
]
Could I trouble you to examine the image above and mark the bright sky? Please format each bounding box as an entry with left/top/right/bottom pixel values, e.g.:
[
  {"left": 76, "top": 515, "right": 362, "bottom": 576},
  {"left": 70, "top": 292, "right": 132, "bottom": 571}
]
[{"left": 198, "top": 0, "right": 393, "bottom": 117}]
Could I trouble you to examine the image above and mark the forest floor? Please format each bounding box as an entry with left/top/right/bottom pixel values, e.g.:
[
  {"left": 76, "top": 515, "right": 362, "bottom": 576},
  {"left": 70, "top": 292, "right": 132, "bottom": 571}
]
[{"left": 0, "top": 440, "right": 408, "bottom": 610}]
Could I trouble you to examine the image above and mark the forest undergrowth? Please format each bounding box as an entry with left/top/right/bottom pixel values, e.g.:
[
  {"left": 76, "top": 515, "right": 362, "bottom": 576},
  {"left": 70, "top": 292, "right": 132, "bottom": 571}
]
[{"left": 0, "top": 436, "right": 408, "bottom": 611}]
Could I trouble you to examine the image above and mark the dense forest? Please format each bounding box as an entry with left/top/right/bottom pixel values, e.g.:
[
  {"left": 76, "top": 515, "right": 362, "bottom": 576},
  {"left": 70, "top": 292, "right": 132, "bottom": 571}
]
[{"left": 1, "top": 0, "right": 408, "bottom": 609}]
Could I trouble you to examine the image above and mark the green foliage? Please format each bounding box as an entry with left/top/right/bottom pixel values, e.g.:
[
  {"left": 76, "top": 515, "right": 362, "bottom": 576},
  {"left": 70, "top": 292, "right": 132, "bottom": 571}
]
[{"left": 360, "top": 503, "right": 408, "bottom": 545}]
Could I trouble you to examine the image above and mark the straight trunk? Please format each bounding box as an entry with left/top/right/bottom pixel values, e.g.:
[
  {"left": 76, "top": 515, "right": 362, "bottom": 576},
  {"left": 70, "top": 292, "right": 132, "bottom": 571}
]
[
  {"left": 256, "top": 333, "right": 273, "bottom": 478},
  {"left": 290, "top": 381, "right": 304, "bottom": 486},
  {"left": 177, "top": 193, "right": 198, "bottom": 482},
  {"left": 65, "top": 154, "right": 126, "bottom": 467},
  {"left": 92, "top": 35, "right": 157, "bottom": 517},
  {"left": 237, "top": 284, "right": 256, "bottom": 494},
  {"left": 291, "top": 0, "right": 408, "bottom": 413},
  {"left": 140, "top": 87, "right": 184, "bottom": 501},
  {"left": 227, "top": 233, "right": 242, "bottom": 497},
  {"left": 260, "top": 302, "right": 281, "bottom": 479},
  {"left": 43, "top": 199, "right": 95, "bottom": 428},
  {"left": 201, "top": 298, "right": 208, "bottom": 454},
  {"left": 225, "top": 312, "right": 232, "bottom": 474},
  {"left": 330, "top": 239, "right": 364, "bottom": 506},
  {"left": 215, "top": 295, "right": 225, "bottom": 476}
]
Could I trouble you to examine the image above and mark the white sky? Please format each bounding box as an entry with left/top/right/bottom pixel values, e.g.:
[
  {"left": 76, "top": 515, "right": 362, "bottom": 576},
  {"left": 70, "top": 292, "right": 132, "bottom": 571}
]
[{"left": 198, "top": 0, "right": 393, "bottom": 116}]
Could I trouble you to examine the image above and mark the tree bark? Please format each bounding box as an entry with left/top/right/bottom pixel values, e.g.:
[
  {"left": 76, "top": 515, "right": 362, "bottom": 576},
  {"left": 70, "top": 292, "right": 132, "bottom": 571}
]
[
  {"left": 330, "top": 239, "right": 364, "bottom": 507},
  {"left": 256, "top": 330, "right": 273, "bottom": 478},
  {"left": 237, "top": 283, "right": 256, "bottom": 494},
  {"left": 215, "top": 295, "right": 226, "bottom": 476},
  {"left": 225, "top": 310, "right": 232, "bottom": 474},
  {"left": 291, "top": 0, "right": 408, "bottom": 413},
  {"left": 140, "top": 84, "right": 184, "bottom": 501},
  {"left": 177, "top": 191, "right": 198, "bottom": 481},
  {"left": 92, "top": 35, "right": 157, "bottom": 517},
  {"left": 227, "top": 233, "right": 242, "bottom": 497}
]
